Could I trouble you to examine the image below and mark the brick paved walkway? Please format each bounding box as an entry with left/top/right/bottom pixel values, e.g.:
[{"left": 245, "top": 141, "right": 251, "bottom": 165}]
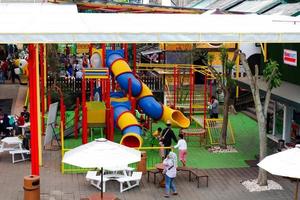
[{"left": 0, "top": 149, "right": 295, "bottom": 200}]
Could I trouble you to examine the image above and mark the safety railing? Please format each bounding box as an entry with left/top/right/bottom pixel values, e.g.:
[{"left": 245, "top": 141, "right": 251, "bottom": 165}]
[
  {"left": 61, "top": 128, "right": 172, "bottom": 174},
  {"left": 206, "top": 118, "right": 235, "bottom": 145}
]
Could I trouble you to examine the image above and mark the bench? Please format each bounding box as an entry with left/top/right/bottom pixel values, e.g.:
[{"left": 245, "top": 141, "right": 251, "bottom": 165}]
[
  {"left": 190, "top": 170, "right": 209, "bottom": 188},
  {"left": 177, "top": 166, "right": 194, "bottom": 181},
  {"left": 86, "top": 171, "right": 109, "bottom": 192},
  {"left": 117, "top": 172, "right": 142, "bottom": 193},
  {"left": 9, "top": 149, "right": 30, "bottom": 163},
  {"left": 147, "top": 169, "right": 160, "bottom": 184}
]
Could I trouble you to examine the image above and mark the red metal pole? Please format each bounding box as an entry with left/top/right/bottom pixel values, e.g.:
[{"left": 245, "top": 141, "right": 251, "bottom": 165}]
[
  {"left": 111, "top": 107, "right": 114, "bottom": 141},
  {"left": 124, "top": 44, "right": 128, "bottom": 62},
  {"left": 209, "top": 79, "right": 213, "bottom": 101},
  {"left": 102, "top": 44, "right": 106, "bottom": 68},
  {"left": 106, "top": 106, "right": 114, "bottom": 142},
  {"left": 189, "top": 67, "right": 192, "bottom": 120},
  {"left": 82, "top": 105, "right": 88, "bottom": 144},
  {"left": 192, "top": 69, "right": 195, "bottom": 115},
  {"left": 133, "top": 44, "right": 137, "bottom": 76},
  {"left": 112, "top": 44, "right": 115, "bottom": 50},
  {"left": 82, "top": 74, "right": 86, "bottom": 106},
  {"left": 28, "top": 44, "right": 39, "bottom": 175},
  {"left": 47, "top": 91, "right": 51, "bottom": 111},
  {"left": 90, "top": 80, "right": 94, "bottom": 101},
  {"left": 60, "top": 97, "right": 65, "bottom": 131},
  {"left": 106, "top": 79, "right": 110, "bottom": 107},
  {"left": 173, "top": 66, "right": 177, "bottom": 109},
  {"left": 89, "top": 44, "right": 93, "bottom": 57},
  {"left": 204, "top": 75, "right": 207, "bottom": 129},
  {"left": 74, "top": 108, "right": 78, "bottom": 139},
  {"left": 74, "top": 97, "right": 80, "bottom": 139},
  {"left": 128, "top": 78, "right": 132, "bottom": 111}
]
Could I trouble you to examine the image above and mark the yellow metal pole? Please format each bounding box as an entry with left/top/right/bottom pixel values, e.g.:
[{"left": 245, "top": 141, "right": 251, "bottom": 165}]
[
  {"left": 44, "top": 44, "right": 47, "bottom": 111},
  {"left": 260, "top": 43, "right": 268, "bottom": 62},
  {"left": 36, "top": 45, "right": 42, "bottom": 166}
]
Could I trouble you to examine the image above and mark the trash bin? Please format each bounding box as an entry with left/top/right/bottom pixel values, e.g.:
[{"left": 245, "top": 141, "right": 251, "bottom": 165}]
[
  {"left": 137, "top": 151, "right": 147, "bottom": 174},
  {"left": 24, "top": 175, "right": 40, "bottom": 200}
]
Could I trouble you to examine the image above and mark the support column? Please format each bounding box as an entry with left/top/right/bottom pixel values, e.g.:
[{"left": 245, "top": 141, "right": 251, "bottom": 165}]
[
  {"left": 28, "top": 44, "right": 41, "bottom": 175},
  {"left": 282, "top": 104, "right": 293, "bottom": 143},
  {"left": 235, "top": 43, "right": 240, "bottom": 98},
  {"left": 133, "top": 44, "right": 137, "bottom": 76},
  {"left": 272, "top": 101, "right": 277, "bottom": 136}
]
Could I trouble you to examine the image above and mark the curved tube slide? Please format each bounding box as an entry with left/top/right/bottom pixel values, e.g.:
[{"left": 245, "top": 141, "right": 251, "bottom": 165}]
[
  {"left": 107, "top": 53, "right": 190, "bottom": 147},
  {"left": 112, "top": 101, "right": 143, "bottom": 148}
]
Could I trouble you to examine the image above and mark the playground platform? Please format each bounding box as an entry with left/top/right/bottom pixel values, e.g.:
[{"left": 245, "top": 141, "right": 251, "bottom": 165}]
[{"left": 0, "top": 148, "right": 295, "bottom": 200}]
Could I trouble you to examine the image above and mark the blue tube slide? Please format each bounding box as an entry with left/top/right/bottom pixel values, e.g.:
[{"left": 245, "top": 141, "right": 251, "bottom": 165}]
[{"left": 107, "top": 52, "right": 163, "bottom": 120}]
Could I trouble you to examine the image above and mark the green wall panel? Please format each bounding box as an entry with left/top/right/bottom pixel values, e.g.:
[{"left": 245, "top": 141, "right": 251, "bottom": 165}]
[{"left": 267, "top": 43, "right": 300, "bottom": 86}]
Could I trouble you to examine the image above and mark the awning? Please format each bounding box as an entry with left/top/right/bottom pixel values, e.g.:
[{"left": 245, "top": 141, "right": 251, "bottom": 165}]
[
  {"left": 229, "top": 0, "right": 281, "bottom": 14},
  {"left": 0, "top": 3, "right": 299, "bottom": 43},
  {"left": 237, "top": 77, "right": 300, "bottom": 110}
]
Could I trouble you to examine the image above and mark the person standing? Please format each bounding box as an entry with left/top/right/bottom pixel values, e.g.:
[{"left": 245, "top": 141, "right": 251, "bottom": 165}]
[
  {"left": 173, "top": 133, "right": 187, "bottom": 167},
  {"left": 160, "top": 120, "right": 177, "bottom": 157},
  {"left": 163, "top": 152, "right": 178, "bottom": 198},
  {"left": 210, "top": 96, "right": 219, "bottom": 118}
]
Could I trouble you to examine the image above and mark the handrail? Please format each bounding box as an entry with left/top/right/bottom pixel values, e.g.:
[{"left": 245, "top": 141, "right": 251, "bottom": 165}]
[{"left": 24, "top": 88, "right": 29, "bottom": 107}]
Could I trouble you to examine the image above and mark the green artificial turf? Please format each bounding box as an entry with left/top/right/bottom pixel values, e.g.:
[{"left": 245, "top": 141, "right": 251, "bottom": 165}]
[{"left": 62, "top": 112, "right": 259, "bottom": 172}]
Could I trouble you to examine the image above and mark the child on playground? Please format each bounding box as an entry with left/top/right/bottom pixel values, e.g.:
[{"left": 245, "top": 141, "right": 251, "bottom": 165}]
[
  {"left": 173, "top": 133, "right": 187, "bottom": 167},
  {"left": 150, "top": 127, "right": 162, "bottom": 147}
]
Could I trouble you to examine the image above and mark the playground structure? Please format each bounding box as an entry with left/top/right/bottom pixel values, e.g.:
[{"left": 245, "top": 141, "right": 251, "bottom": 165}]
[{"left": 44, "top": 43, "right": 237, "bottom": 150}]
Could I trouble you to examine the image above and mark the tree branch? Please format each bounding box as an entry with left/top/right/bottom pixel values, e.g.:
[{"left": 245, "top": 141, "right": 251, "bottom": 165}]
[
  {"left": 240, "top": 53, "right": 260, "bottom": 107},
  {"left": 206, "top": 64, "right": 226, "bottom": 91},
  {"left": 263, "top": 68, "right": 277, "bottom": 118}
]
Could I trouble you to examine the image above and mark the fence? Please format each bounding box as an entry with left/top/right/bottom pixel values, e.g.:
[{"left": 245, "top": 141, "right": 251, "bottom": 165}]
[
  {"left": 61, "top": 128, "right": 172, "bottom": 174},
  {"left": 206, "top": 118, "right": 235, "bottom": 145},
  {"left": 47, "top": 75, "right": 163, "bottom": 94}
]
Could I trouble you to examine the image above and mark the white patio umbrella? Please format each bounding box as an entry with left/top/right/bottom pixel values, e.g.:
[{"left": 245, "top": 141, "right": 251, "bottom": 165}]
[
  {"left": 258, "top": 146, "right": 300, "bottom": 200},
  {"left": 62, "top": 138, "right": 141, "bottom": 198}
]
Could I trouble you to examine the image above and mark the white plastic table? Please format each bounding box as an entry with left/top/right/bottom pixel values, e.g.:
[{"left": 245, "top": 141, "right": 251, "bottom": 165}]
[{"left": 0, "top": 137, "right": 29, "bottom": 163}]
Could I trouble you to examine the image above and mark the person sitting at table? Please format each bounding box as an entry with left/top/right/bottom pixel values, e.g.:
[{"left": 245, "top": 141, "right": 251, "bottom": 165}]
[
  {"left": 21, "top": 106, "right": 30, "bottom": 122},
  {"left": 0, "top": 108, "right": 3, "bottom": 120},
  {"left": 2, "top": 114, "right": 10, "bottom": 137},
  {"left": 163, "top": 151, "right": 178, "bottom": 198},
  {"left": 15, "top": 113, "right": 25, "bottom": 135}
]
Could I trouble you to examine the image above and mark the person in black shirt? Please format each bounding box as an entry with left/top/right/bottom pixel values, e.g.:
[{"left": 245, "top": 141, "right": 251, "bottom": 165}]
[{"left": 160, "top": 120, "right": 177, "bottom": 157}]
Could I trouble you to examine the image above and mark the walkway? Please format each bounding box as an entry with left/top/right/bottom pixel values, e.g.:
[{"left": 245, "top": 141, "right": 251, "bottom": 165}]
[{"left": 0, "top": 149, "right": 295, "bottom": 200}]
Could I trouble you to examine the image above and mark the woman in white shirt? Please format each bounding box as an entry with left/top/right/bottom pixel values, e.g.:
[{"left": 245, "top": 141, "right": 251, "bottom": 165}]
[
  {"left": 163, "top": 152, "right": 178, "bottom": 198},
  {"left": 174, "top": 133, "right": 187, "bottom": 167}
]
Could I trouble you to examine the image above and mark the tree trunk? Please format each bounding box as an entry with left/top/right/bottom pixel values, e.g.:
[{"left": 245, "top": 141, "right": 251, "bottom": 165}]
[
  {"left": 220, "top": 89, "right": 230, "bottom": 148},
  {"left": 255, "top": 95, "right": 268, "bottom": 186}
]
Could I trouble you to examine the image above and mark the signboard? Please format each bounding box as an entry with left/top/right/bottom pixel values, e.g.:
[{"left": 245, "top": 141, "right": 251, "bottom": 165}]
[
  {"left": 77, "top": 44, "right": 89, "bottom": 54},
  {"left": 113, "top": 0, "right": 129, "bottom": 2},
  {"left": 283, "top": 49, "right": 297, "bottom": 66},
  {"left": 160, "top": 44, "right": 193, "bottom": 51},
  {"left": 84, "top": 68, "right": 109, "bottom": 79},
  {"left": 44, "top": 102, "right": 58, "bottom": 146}
]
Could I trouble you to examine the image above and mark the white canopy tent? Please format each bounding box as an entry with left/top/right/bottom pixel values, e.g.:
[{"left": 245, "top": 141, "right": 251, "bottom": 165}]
[{"left": 0, "top": 3, "right": 299, "bottom": 43}]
